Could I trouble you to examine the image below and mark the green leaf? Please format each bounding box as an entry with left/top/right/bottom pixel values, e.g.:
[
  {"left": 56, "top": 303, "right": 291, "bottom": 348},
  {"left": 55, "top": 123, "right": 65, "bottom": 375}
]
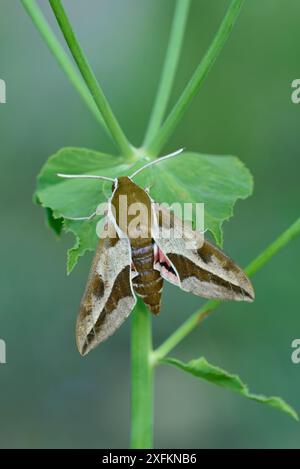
[
  {"left": 161, "top": 357, "right": 298, "bottom": 421},
  {"left": 63, "top": 219, "right": 98, "bottom": 274},
  {"left": 45, "top": 207, "right": 63, "bottom": 236},
  {"left": 35, "top": 148, "right": 253, "bottom": 272},
  {"left": 36, "top": 147, "right": 131, "bottom": 273},
  {"left": 35, "top": 192, "right": 63, "bottom": 237},
  {"left": 35, "top": 157, "right": 155, "bottom": 274},
  {"left": 136, "top": 152, "right": 253, "bottom": 245}
]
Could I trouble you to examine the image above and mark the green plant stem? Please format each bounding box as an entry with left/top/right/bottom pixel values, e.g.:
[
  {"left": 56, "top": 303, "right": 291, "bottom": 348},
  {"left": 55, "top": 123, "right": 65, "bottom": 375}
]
[
  {"left": 151, "top": 217, "right": 300, "bottom": 364},
  {"left": 21, "top": 0, "right": 109, "bottom": 133},
  {"left": 144, "top": 0, "right": 191, "bottom": 146},
  {"left": 146, "top": 0, "right": 245, "bottom": 156},
  {"left": 131, "top": 298, "right": 153, "bottom": 449},
  {"left": 49, "top": 0, "right": 134, "bottom": 158},
  {"left": 245, "top": 218, "right": 300, "bottom": 277}
]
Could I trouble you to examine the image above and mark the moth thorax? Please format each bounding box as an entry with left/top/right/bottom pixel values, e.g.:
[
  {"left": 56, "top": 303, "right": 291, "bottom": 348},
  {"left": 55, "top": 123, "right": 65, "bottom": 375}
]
[{"left": 112, "top": 181, "right": 153, "bottom": 240}]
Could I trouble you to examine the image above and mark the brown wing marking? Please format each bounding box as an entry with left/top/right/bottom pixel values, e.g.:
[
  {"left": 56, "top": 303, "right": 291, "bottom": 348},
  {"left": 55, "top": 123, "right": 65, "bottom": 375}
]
[
  {"left": 167, "top": 252, "right": 253, "bottom": 301},
  {"left": 153, "top": 204, "right": 254, "bottom": 302}
]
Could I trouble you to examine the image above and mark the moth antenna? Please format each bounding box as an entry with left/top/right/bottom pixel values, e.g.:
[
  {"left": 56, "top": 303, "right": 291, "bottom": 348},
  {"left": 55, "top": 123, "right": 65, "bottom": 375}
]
[
  {"left": 130, "top": 148, "right": 185, "bottom": 179},
  {"left": 57, "top": 173, "right": 115, "bottom": 182},
  {"left": 61, "top": 211, "right": 97, "bottom": 221}
]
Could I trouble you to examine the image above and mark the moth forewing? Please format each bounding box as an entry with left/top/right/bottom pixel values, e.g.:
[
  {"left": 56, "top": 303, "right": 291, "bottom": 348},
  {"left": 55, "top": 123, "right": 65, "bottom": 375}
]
[
  {"left": 76, "top": 218, "right": 136, "bottom": 356},
  {"left": 153, "top": 204, "right": 254, "bottom": 302}
]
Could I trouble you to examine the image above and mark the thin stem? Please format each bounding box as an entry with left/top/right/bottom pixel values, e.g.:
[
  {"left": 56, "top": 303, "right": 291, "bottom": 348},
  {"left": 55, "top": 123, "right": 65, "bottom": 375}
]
[
  {"left": 151, "top": 300, "right": 218, "bottom": 366},
  {"left": 245, "top": 218, "right": 300, "bottom": 277},
  {"left": 146, "top": 0, "right": 245, "bottom": 156},
  {"left": 131, "top": 298, "right": 153, "bottom": 449},
  {"left": 49, "top": 0, "right": 134, "bottom": 158},
  {"left": 21, "top": 0, "right": 108, "bottom": 132},
  {"left": 144, "top": 0, "right": 191, "bottom": 146},
  {"left": 151, "top": 217, "right": 300, "bottom": 364}
]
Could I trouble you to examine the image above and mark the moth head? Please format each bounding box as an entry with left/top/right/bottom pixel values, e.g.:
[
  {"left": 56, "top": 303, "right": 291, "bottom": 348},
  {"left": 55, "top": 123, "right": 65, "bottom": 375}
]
[{"left": 112, "top": 176, "right": 132, "bottom": 191}]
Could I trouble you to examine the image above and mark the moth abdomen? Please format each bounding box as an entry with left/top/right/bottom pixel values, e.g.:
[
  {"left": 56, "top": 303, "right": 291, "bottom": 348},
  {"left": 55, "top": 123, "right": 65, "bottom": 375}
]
[
  {"left": 131, "top": 243, "right": 163, "bottom": 315},
  {"left": 131, "top": 244, "right": 153, "bottom": 256}
]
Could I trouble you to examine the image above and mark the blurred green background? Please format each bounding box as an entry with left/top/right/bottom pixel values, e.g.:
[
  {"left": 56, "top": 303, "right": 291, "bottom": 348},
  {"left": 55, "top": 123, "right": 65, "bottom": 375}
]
[{"left": 1, "top": 0, "right": 300, "bottom": 448}]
